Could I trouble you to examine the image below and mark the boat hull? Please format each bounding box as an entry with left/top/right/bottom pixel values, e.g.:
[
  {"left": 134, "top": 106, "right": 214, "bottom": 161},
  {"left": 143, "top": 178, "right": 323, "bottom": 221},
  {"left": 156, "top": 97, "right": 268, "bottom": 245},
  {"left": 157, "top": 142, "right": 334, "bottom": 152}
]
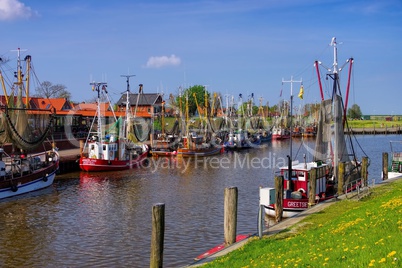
[
  {"left": 176, "top": 146, "right": 223, "bottom": 157},
  {"left": 263, "top": 200, "right": 309, "bottom": 218},
  {"left": 151, "top": 150, "right": 177, "bottom": 157},
  {"left": 271, "top": 134, "right": 290, "bottom": 140},
  {"left": 79, "top": 151, "right": 148, "bottom": 172},
  {"left": 0, "top": 160, "right": 59, "bottom": 200}
]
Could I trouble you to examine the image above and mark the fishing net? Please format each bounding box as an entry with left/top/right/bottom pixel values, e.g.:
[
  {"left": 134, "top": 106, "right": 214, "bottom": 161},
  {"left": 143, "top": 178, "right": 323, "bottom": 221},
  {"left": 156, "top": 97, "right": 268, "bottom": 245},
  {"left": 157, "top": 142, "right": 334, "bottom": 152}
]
[{"left": 0, "top": 106, "right": 54, "bottom": 151}]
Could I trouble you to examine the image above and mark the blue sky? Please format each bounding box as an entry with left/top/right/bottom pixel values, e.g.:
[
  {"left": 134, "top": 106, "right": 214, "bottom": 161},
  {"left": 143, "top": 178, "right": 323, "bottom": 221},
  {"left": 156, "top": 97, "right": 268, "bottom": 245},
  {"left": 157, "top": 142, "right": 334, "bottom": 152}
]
[{"left": 1, "top": 0, "right": 401, "bottom": 115}]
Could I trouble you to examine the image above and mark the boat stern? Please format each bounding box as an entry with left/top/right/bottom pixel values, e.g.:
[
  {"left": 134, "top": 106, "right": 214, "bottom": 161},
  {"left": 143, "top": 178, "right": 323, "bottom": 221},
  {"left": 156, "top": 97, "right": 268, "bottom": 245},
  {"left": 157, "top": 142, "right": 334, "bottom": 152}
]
[{"left": 259, "top": 187, "right": 275, "bottom": 208}]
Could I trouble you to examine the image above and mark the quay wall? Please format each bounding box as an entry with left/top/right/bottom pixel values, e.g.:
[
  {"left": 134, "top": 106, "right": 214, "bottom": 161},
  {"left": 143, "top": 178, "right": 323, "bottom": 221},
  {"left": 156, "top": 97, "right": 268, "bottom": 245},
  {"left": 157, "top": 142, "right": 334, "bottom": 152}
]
[{"left": 346, "top": 127, "right": 402, "bottom": 135}]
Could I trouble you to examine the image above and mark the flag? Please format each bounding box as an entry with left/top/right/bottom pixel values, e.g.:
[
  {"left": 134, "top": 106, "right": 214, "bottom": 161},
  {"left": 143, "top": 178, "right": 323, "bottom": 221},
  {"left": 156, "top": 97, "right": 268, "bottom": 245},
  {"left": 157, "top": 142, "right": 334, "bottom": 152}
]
[{"left": 298, "top": 85, "right": 304, "bottom": 99}]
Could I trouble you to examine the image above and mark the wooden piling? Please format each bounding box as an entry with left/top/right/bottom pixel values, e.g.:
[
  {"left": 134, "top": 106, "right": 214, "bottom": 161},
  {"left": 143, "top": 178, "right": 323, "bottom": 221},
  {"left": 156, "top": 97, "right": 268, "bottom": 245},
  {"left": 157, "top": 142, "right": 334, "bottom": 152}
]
[
  {"left": 362, "top": 156, "right": 369, "bottom": 186},
  {"left": 150, "top": 203, "right": 165, "bottom": 268},
  {"left": 382, "top": 152, "right": 388, "bottom": 180},
  {"left": 224, "top": 187, "right": 238, "bottom": 246},
  {"left": 338, "top": 162, "right": 345, "bottom": 195},
  {"left": 274, "top": 176, "right": 283, "bottom": 223},
  {"left": 308, "top": 168, "right": 316, "bottom": 208}
]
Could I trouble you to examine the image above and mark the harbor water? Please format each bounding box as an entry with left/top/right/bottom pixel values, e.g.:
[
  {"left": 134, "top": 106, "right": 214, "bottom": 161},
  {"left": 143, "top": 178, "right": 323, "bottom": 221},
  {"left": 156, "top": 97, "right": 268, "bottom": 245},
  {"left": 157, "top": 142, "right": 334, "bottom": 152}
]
[{"left": 0, "top": 134, "right": 396, "bottom": 267}]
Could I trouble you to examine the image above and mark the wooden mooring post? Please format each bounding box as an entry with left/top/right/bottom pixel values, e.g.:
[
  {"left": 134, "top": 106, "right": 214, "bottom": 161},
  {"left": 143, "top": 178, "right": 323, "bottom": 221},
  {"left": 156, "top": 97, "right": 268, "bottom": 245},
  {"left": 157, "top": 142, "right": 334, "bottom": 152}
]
[
  {"left": 308, "top": 168, "right": 317, "bottom": 208},
  {"left": 382, "top": 152, "right": 388, "bottom": 180},
  {"left": 224, "top": 187, "right": 238, "bottom": 246},
  {"left": 274, "top": 176, "right": 283, "bottom": 223},
  {"left": 338, "top": 162, "right": 345, "bottom": 195},
  {"left": 362, "top": 156, "right": 369, "bottom": 186},
  {"left": 150, "top": 203, "right": 165, "bottom": 268}
]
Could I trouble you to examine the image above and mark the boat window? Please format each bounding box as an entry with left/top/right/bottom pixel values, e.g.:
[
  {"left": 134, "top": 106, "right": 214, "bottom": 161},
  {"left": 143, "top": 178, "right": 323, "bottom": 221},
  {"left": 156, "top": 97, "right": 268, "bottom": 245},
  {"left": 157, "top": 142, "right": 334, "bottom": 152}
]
[
  {"left": 298, "top": 171, "right": 304, "bottom": 177},
  {"left": 103, "top": 145, "right": 106, "bottom": 151}
]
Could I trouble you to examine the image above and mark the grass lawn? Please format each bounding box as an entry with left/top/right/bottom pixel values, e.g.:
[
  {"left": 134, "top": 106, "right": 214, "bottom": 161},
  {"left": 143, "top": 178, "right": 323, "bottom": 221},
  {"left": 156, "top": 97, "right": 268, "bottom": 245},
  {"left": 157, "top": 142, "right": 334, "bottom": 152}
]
[
  {"left": 203, "top": 179, "right": 402, "bottom": 267},
  {"left": 347, "top": 119, "right": 402, "bottom": 129}
]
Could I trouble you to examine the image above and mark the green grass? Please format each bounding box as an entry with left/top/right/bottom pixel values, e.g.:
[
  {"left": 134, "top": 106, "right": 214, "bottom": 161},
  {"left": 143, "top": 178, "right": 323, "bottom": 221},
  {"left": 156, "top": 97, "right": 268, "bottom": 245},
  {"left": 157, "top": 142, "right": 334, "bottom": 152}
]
[
  {"left": 203, "top": 180, "right": 402, "bottom": 267},
  {"left": 347, "top": 119, "right": 402, "bottom": 129}
]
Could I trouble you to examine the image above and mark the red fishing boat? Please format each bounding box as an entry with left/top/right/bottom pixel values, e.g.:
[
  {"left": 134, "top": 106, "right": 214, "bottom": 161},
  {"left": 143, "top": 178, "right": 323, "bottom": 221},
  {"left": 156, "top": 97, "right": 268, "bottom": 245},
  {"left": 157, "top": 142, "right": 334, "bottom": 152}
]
[
  {"left": 271, "top": 126, "right": 290, "bottom": 140},
  {"left": 79, "top": 81, "right": 148, "bottom": 172},
  {"left": 260, "top": 37, "right": 367, "bottom": 218}
]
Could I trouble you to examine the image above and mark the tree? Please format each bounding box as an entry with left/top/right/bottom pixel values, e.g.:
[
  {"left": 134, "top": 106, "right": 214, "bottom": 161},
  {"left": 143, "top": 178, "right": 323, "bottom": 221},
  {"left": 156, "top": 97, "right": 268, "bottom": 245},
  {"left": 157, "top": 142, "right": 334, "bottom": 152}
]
[
  {"left": 347, "top": 104, "right": 363, "bottom": 119},
  {"left": 35, "top": 81, "right": 71, "bottom": 99},
  {"left": 176, "top": 85, "right": 210, "bottom": 116}
]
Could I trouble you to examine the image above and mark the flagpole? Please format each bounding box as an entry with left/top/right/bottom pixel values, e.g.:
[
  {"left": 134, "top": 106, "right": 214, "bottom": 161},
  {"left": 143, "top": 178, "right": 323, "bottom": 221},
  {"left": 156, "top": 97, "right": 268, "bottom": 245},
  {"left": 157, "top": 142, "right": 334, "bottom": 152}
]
[{"left": 282, "top": 76, "right": 302, "bottom": 172}]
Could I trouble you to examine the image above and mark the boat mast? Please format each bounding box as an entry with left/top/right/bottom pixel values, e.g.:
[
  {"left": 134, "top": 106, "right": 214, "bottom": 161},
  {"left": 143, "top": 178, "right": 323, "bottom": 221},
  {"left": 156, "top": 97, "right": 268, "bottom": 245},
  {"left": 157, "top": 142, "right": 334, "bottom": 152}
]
[
  {"left": 90, "top": 82, "right": 107, "bottom": 143},
  {"left": 343, "top": 58, "right": 354, "bottom": 126},
  {"left": 121, "top": 74, "right": 135, "bottom": 138},
  {"left": 282, "top": 76, "right": 302, "bottom": 165},
  {"left": 314, "top": 60, "right": 324, "bottom": 101},
  {"left": 185, "top": 93, "right": 189, "bottom": 149},
  {"left": 12, "top": 48, "right": 27, "bottom": 108},
  {"left": 121, "top": 74, "right": 135, "bottom": 119}
]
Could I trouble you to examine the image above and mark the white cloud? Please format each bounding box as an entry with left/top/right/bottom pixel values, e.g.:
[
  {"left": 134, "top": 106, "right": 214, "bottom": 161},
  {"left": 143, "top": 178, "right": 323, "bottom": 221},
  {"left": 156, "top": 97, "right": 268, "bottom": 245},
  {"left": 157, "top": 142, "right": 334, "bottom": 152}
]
[
  {"left": 145, "top": 54, "right": 181, "bottom": 68},
  {"left": 0, "top": 0, "right": 37, "bottom": 21}
]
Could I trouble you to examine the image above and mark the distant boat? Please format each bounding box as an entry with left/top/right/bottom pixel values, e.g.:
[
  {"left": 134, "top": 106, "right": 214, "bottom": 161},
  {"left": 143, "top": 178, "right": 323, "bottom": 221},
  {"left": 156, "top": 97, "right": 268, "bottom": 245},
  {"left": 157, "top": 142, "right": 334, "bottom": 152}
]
[
  {"left": 0, "top": 48, "right": 59, "bottom": 199},
  {"left": 176, "top": 88, "right": 223, "bottom": 158},
  {"left": 302, "top": 125, "right": 317, "bottom": 138},
  {"left": 260, "top": 37, "right": 367, "bottom": 218},
  {"left": 257, "top": 129, "right": 272, "bottom": 143},
  {"left": 79, "top": 81, "right": 148, "bottom": 172},
  {"left": 224, "top": 129, "right": 260, "bottom": 150},
  {"left": 151, "top": 102, "right": 180, "bottom": 157},
  {"left": 271, "top": 126, "right": 290, "bottom": 140},
  {"left": 291, "top": 126, "right": 303, "bottom": 138}
]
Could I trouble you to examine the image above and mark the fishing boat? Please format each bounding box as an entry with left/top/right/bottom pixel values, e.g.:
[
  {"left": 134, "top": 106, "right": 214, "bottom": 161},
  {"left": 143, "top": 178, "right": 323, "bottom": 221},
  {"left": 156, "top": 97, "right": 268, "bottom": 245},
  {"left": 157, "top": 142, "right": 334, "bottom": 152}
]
[
  {"left": 224, "top": 129, "right": 260, "bottom": 150},
  {"left": 150, "top": 100, "right": 180, "bottom": 157},
  {"left": 257, "top": 130, "right": 272, "bottom": 143},
  {"left": 151, "top": 135, "right": 179, "bottom": 157},
  {"left": 79, "top": 81, "right": 148, "bottom": 172},
  {"left": 302, "top": 125, "right": 317, "bottom": 138},
  {"left": 0, "top": 48, "right": 59, "bottom": 199},
  {"left": 271, "top": 126, "right": 290, "bottom": 140},
  {"left": 176, "top": 139, "right": 223, "bottom": 157},
  {"left": 260, "top": 37, "right": 367, "bottom": 218},
  {"left": 176, "top": 88, "right": 223, "bottom": 157},
  {"left": 223, "top": 94, "right": 262, "bottom": 150},
  {"left": 291, "top": 126, "right": 303, "bottom": 138}
]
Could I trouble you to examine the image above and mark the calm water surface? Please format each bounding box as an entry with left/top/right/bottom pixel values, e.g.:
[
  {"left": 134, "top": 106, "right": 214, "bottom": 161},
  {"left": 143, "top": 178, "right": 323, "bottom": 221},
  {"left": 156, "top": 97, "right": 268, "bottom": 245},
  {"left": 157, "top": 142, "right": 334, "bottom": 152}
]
[{"left": 0, "top": 134, "right": 396, "bottom": 267}]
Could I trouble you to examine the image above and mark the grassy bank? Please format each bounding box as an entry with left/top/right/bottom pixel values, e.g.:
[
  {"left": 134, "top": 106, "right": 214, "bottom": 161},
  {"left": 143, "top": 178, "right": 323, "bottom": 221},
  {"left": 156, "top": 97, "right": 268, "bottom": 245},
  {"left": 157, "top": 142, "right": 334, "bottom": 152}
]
[
  {"left": 347, "top": 119, "right": 402, "bottom": 129},
  {"left": 203, "top": 180, "right": 402, "bottom": 267}
]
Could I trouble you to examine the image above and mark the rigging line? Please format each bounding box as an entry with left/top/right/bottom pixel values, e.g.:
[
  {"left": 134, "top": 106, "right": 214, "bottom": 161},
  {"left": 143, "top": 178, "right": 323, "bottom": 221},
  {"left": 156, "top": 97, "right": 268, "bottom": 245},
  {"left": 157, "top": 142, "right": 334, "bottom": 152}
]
[
  {"left": 294, "top": 43, "right": 332, "bottom": 80},
  {"left": 293, "top": 138, "right": 305, "bottom": 161},
  {"left": 343, "top": 116, "right": 360, "bottom": 164}
]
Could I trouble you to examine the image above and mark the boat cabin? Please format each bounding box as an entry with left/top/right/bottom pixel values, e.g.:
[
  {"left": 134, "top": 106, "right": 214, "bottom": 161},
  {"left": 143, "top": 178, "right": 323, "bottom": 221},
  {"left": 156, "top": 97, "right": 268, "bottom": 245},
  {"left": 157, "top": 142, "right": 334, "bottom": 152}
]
[
  {"left": 88, "top": 135, "right": 121, "bottom": 161},
  {"left": 280, "top": 160, "right": 329, "bottom": 199}
]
